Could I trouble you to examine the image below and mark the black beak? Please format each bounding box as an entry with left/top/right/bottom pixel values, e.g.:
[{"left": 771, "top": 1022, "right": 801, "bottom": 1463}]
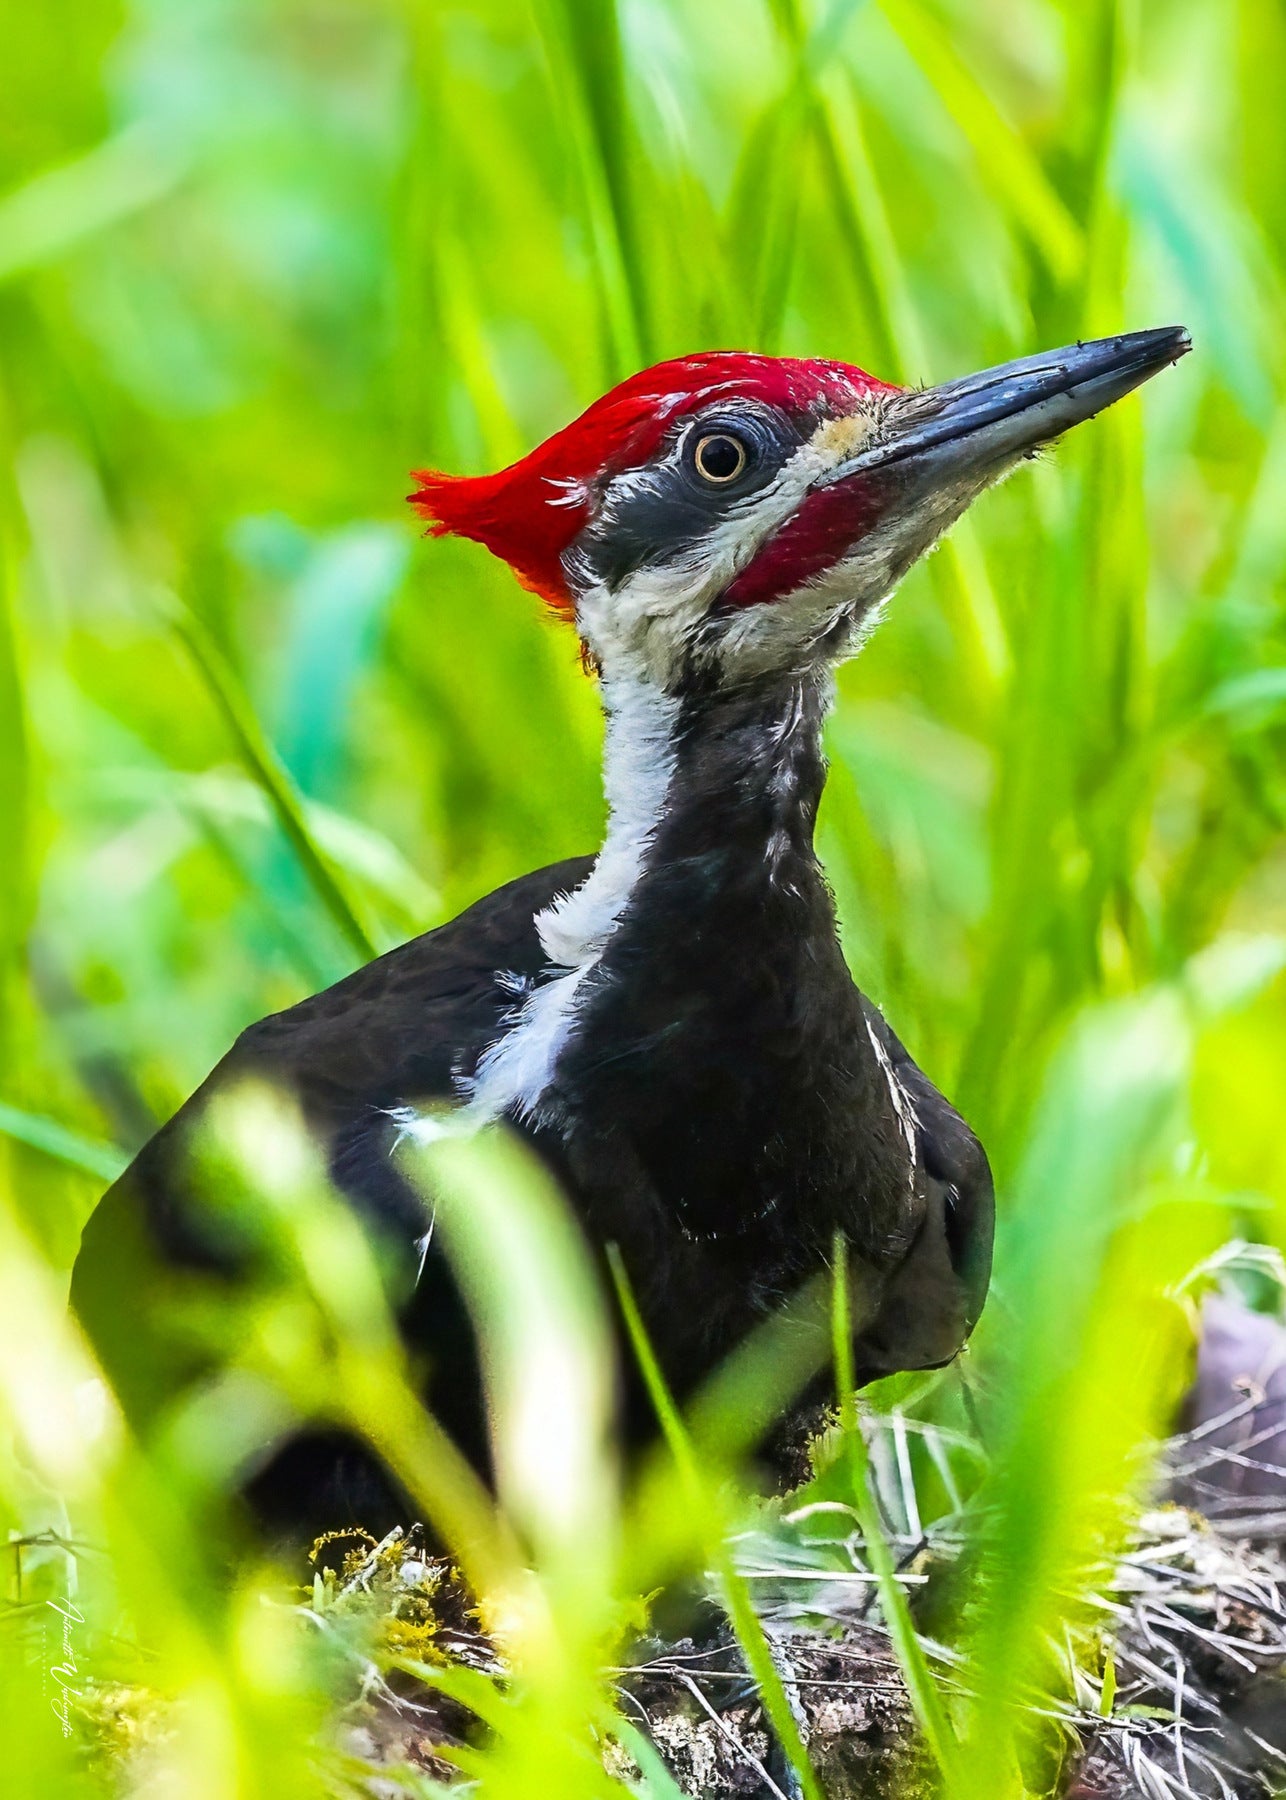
[{"left": 829, "top": 326, "right": 1192, "bottom": 482}]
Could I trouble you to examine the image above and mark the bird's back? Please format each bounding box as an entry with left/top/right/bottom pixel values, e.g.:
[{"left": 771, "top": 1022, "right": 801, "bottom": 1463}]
[{"left": 70, "top": 857, "right": 594, "bottom": 1445}]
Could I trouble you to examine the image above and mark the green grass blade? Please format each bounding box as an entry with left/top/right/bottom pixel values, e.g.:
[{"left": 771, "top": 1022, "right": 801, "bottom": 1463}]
[
  {"left": 877, "top": 0, "right": 1083, "bottom": 283},
  {"left": 557, "top": 0, "right": 651, "bottom": 355},
  {"left": 817, "top": 72, "right": 1010, "bottom": 684},
  {"left": 0, "top": 123, "right": 188, "bottom": 285},
  {"left": 0, "top": 1100, "right": 127, "bottom": 1183},
  {"left": 0, "top": 535, "right": 30, "bottom": 1043},
  {"left": 721, "top": 93, "right": 804, "bottom": 352},
  {"left": 753, "top": 28, "right": 1012, "bottom": 690},
  {"left": 760, "top": 0, "right": 901, "bottom": 369},
  {"left": 160, "top": 593, "right": 380, "bottom": 964},
  {"left": 608, "top": 1246, "right": 826, "bottom": 1800},
  {"left": 532, "top": 0, "right": 648, "bottom": 373},
  {"left": 830, "top": 1231, "right": 962, "bottom": 1782},
  {"left": 391, "top": 1656, "right": 511, "bottom": 1731},
  {"left": 402, "top": 1128, "right": 618, "bottom": 1596},
  {"left": 609, "top": 1716, "right": 691, "bottom": 1800}
]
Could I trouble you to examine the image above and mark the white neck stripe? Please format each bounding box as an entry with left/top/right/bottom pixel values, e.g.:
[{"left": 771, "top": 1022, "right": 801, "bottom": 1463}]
[{"left": 461, "top": 673, "right": 680, "bottom": 1124}]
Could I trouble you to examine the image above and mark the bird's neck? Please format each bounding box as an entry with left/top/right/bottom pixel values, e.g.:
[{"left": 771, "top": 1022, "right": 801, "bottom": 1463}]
[
  {"left": 540, "top": 664, "right": 833, "bottom": 975},
  {"left": 540, "top": 661, "right": 891, "bottom": 1243},
  {"left": 620, "top": 665, "right": 831, "bottom": 906},
  {"left": 466, "top": 663, "right": 845, "bottom": 1134}
]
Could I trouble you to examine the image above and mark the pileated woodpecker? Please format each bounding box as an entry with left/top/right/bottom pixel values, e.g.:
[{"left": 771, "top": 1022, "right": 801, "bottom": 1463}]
[{"left": 72, "top": 328, "right": 1190, "bottom": 1539}]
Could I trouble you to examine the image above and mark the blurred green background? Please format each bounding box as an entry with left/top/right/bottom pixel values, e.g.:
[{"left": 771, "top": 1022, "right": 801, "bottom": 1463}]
[{"left": 2, "top": 0, "right": 1286, "bottom": 1794}]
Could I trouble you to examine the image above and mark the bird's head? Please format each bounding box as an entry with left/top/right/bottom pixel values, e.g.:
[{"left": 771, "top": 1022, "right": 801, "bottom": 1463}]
[{"left": 412, "top": 329, "right": 1189, "bottom": 692}]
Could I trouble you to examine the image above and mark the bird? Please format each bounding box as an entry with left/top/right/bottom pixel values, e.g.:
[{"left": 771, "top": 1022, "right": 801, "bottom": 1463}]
[{"left": 71, "top": 326, "right": 1191, "bottom": 1544}]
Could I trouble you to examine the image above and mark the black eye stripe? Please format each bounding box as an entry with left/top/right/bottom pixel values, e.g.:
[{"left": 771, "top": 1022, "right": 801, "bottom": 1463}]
[{"left": 568, "top": 406, "right": 804, "bottom": 592}]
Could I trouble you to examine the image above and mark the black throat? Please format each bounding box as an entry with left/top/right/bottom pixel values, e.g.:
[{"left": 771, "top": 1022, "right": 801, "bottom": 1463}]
[{"left": 541, "top": 667, "right": 914, "bottom": 1270}]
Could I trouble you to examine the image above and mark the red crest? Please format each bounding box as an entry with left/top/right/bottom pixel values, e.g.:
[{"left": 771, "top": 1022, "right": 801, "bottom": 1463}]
[{"left": 409, "top": 352, "right": 897, "bottom": 615}]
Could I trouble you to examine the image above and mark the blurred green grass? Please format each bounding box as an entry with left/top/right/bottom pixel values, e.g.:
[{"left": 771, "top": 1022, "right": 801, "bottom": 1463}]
[{"left": 2, "top": 0, "right": 1285, "bottom": 1794}]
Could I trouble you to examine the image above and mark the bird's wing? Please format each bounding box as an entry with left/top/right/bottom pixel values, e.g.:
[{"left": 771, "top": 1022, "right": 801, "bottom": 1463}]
[
  {"left": 70, "top": 856, "right": 593, "bottom": 1421},
  {"left": 854, "top": 999, "right": 995, "bottom": 1378}
]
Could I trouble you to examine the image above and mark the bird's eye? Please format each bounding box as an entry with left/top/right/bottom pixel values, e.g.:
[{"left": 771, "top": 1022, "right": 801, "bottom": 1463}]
[{"left": 693, "top": 432, "right": 750, "bottom": 485}]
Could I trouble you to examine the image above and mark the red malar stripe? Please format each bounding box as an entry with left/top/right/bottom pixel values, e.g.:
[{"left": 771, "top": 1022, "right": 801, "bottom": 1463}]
[{"left": 722, "top": 474, "right": 884, "bottom": 609}]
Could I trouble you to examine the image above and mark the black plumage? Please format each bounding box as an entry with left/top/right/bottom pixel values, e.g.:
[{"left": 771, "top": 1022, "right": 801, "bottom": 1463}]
[
  {"left": 73, "top": 329, "right": 1191, "bottom": 1540},
  {"left": 72, "top": 667, "right": 992, "bottom": 1543}
]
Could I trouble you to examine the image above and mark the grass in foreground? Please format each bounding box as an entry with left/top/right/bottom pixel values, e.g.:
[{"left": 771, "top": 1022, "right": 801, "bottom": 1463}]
[{"left": 3, "top": 0, "right": 1286, "bottom": 1793}]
